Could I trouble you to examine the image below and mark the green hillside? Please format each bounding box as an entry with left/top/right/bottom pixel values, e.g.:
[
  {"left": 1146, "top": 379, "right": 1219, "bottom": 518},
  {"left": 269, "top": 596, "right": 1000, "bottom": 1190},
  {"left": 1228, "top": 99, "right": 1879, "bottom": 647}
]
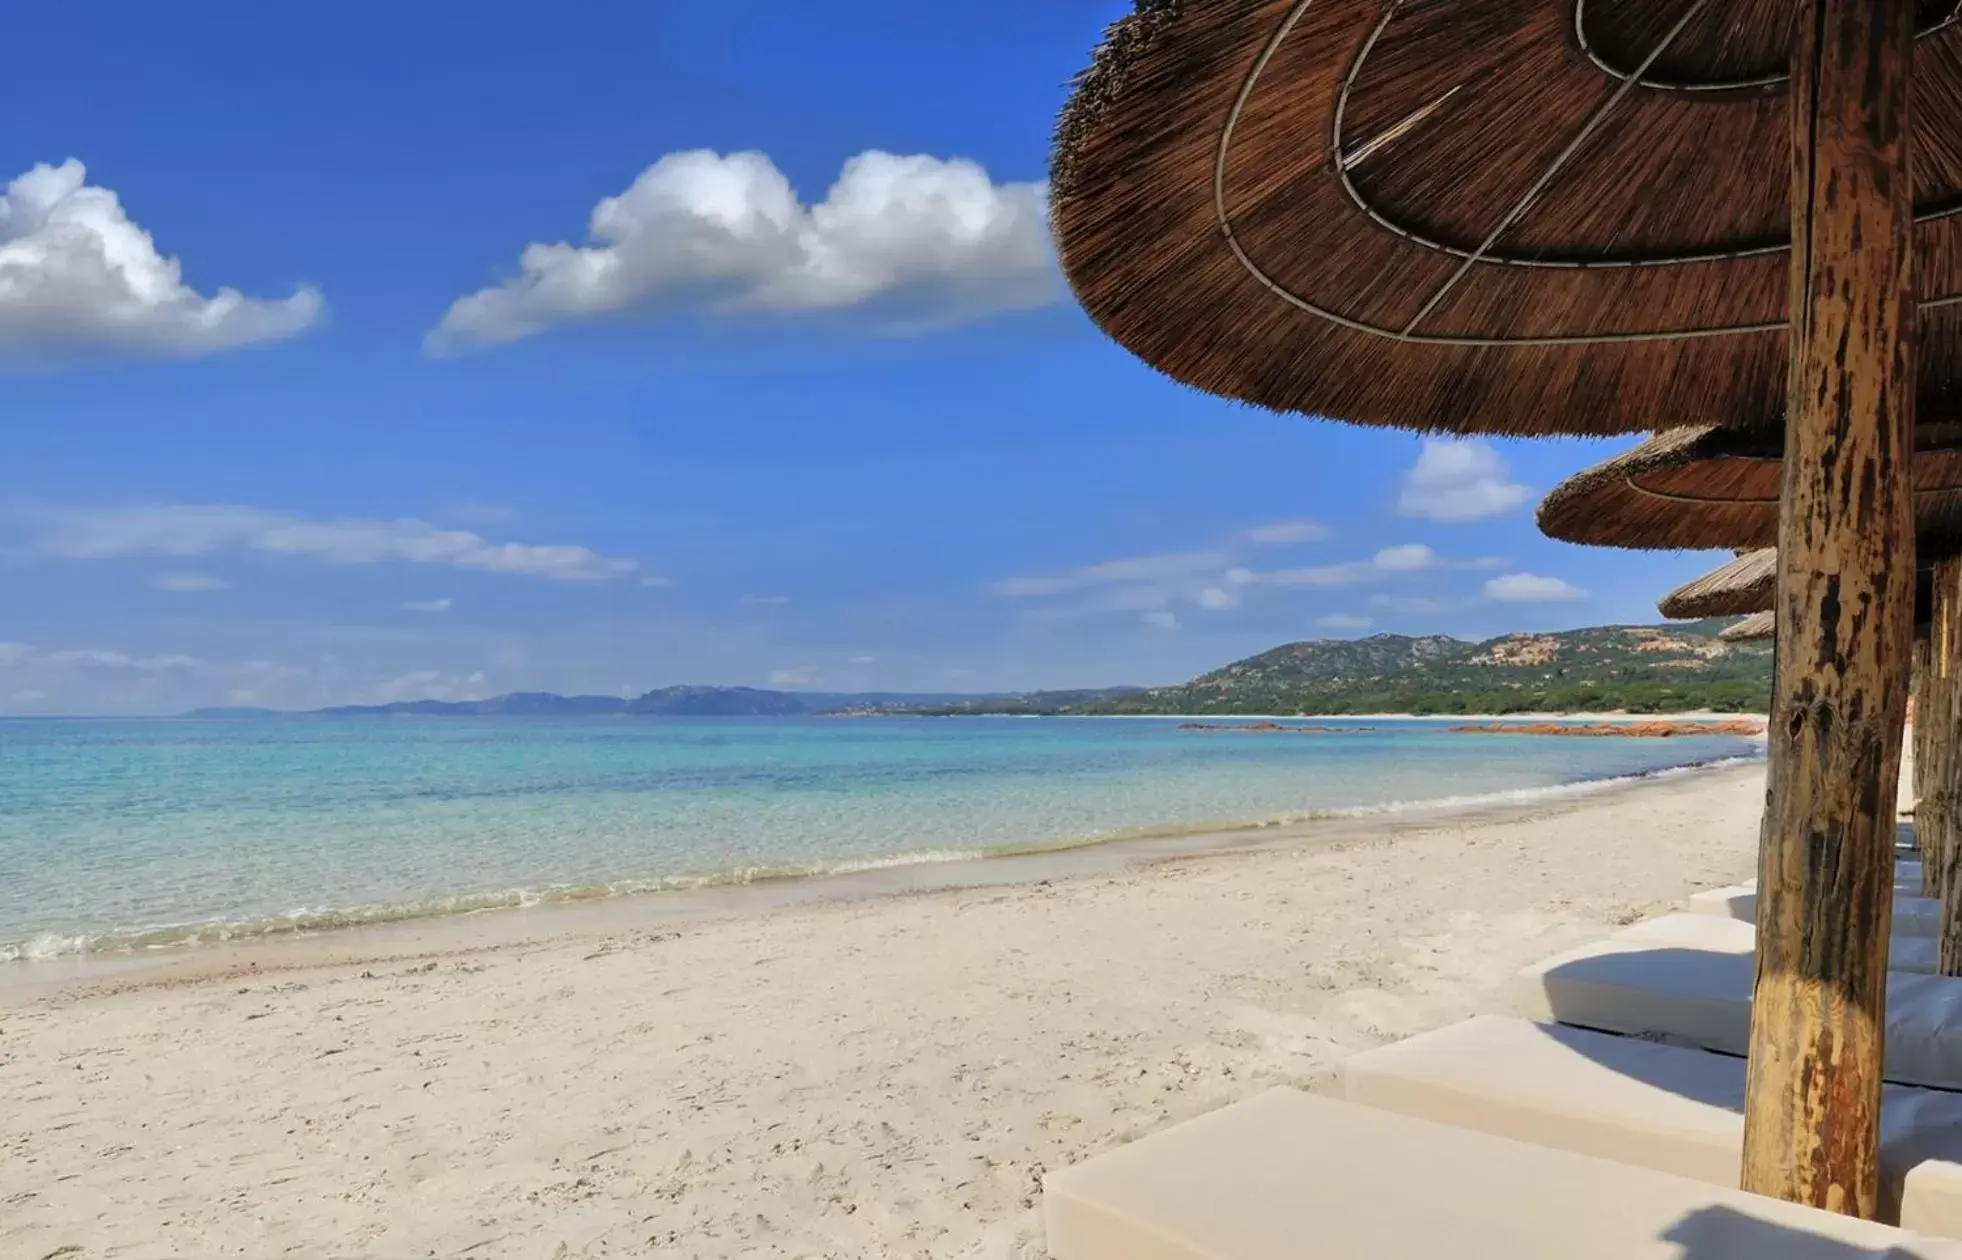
[{"left": 921, "top": 620, "right": 1773, "bottom": 717}]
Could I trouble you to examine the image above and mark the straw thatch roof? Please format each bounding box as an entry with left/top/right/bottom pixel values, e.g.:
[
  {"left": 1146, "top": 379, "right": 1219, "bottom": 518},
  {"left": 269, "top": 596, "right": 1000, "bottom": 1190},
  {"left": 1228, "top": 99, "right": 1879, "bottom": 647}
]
[
  {"left": 1719, "top": 611, "right": 1775, "bottom": 642},
  {"left": 1658, "top": 549, "right": 1776, "bottom": 619},
  {"left": 1051, "top": 1, "right": 1962, "bottom": 436},
  {"left": 1537, "top": 427, "right": 1962, "bottom": 550},
  {"left": 1710, "top": 571, "right": 1938, "bottom": 642}
]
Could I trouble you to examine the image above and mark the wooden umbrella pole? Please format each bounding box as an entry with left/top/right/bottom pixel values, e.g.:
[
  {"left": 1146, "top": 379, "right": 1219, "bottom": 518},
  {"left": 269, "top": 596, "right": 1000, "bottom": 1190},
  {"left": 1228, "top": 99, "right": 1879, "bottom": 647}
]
[
  {"left": 1739, "top": 0, "right": 1916, "bottom": 1217},
  {"left": 1917, "top": 633, "right": 1935, "bottom": 895},
  {"left": 1934, "top": 558, "right": 1962, "bottom": 973}
]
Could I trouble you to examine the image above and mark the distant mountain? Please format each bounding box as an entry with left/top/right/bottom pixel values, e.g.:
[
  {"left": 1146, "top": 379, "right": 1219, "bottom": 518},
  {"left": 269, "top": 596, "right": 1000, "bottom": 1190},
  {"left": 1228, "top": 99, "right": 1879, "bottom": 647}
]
[
  {"left": 905, "top": 687, "right": 1149, "bottom": 715},
  {"left": 310, "top": 693, "right": 629, "bottom": 717},
  {"left": 624, "top": 686, "right": 806, "bottom": 716},
  {"left": 181, "top": 706, "right": 285, "bottom": 719},
  {"left": 1083, "top": 621, "right": 1771, "bottom": 716},
  {"left": 176, "top": 621, "right": 1770, "bottom": 721}
]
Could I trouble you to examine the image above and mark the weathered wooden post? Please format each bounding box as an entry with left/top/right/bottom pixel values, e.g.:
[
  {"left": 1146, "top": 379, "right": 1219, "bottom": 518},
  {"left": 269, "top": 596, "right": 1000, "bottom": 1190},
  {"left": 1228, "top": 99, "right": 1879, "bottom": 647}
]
[
  {"left": 1917, "top": 632, "right": 1935, "bottom": 893},
  {"left": 1930, "top": 558, "right": 1962, "bottom": 973},
  {"left": 1739, "top": 0, "right": 1917, "bottom": 1216}
]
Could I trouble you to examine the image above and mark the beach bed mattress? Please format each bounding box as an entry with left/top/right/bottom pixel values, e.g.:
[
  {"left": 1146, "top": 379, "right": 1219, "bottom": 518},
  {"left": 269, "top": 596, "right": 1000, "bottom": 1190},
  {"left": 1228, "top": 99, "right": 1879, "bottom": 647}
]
[
  {"left": 1042, "top": 1088, "right": 1962, "bottom": 1260},
  {"left": 1509, "top": 936, "right": 1962, "bottom": 1089},
  {"left": 1689, "top": 883, "right": 1941, "bottom": 934},
  {"left": 1619, "top": 911, "right": 1938, "bottom": 973},
  {"left": 1343, "top": 1013, "right": 1962, "bottom": 1236}
]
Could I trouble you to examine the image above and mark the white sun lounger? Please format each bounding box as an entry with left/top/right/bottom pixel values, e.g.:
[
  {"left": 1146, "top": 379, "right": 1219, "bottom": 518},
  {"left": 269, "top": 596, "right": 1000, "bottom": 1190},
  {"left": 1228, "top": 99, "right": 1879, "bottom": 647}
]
[
  {"left": 1620, "top": 912, "right": 1938, "bottom": 973},
  {"left": 1689, "top": 883, "right": 1942, "bottom": 934},
  {"left": 1043, "top": 1089, "right": 1962, "bottom": 1260},
  {"left": 1343, "top": 1013, "right": 1962, "bottom": 1236},
  {"left": 1509, "top": 937, "right": 1962, "bottom": 1088}
]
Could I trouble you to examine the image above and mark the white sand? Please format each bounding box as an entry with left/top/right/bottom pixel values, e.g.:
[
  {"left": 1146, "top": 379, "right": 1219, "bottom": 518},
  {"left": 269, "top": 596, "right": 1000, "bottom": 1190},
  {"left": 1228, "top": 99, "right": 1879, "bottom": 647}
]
[{"left": 3, "top": 762, "right": 1769, "bottom": 1260}]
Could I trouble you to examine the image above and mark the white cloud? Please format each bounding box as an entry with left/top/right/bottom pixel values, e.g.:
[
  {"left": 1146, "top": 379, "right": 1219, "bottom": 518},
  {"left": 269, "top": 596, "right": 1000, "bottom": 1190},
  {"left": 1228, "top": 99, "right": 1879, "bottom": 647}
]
[
  {"left": 740, "top": 594, "right": 791, "bottom": 607},
  {"left": 1483, "top": 573, "right": 1589, "bottom": 603},
  {"left": 356, "top": 669, "right": 488, "bottom": 706},
  {"left": 0, "top": 640, "right": 295, "bottom": 683},
  {"left": 1197, "top": 586, "right": 1238, "bottom": 610},
  {"left": 149, "top": 572, "right": 228, "bottom": 592},
  {"left": 1368, "top": 594, "right": 1454, "bottom": 615},
  {"left": 1242, "top": 519, "right": 1329, "bottom": 546},
  {"left": 428, "top": 149, "right": 1055, "bottom": 351},
  {"left": 402, "top": 598, "right": 453, "bottom": 613},
  {"left": 1397, "top": 439, "right": 1532, "bottom": 522},
  {"left": 1316, "top": 614, "right": 1373, "bottom": 630},
  {"left": 1266, "top": 544, "right": 1438, "bottom": 588},
  {"left": 769, "top": 666, "right": 819, "bottom": 687},
  {"left": 0, "top": 160, "right": 320, "bottom": 357},
  {"left": 1371, "top": 543, "right": 1436, "bottom": 572},
  {"left": 34, "top": 504, "right": 644, "bottom": 582},
  {"left": 1141, "top": 611, "right": 1180, "bottom": 631},
  {"left": 38, "top": 647, "right": 199, "bottom": 671},
  {"left": 989, "top": 549, "right": 1230, "bottom": 598},
  {"left": 848, "top": 654, "right": 877, "bottom": 666}
]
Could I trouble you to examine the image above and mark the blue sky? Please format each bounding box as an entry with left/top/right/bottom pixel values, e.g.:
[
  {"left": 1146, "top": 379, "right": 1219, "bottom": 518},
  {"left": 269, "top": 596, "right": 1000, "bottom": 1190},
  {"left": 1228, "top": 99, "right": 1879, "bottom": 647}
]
[{"left": 0, "top": 0, "right": 1725, "bottom": 715}]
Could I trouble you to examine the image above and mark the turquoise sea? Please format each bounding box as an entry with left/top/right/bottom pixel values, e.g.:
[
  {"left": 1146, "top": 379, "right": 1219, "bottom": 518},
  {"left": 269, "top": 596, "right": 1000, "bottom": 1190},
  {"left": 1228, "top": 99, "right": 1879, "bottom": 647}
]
[{"left": 0, "top": 716, "right": 1761, "bottom": 962}]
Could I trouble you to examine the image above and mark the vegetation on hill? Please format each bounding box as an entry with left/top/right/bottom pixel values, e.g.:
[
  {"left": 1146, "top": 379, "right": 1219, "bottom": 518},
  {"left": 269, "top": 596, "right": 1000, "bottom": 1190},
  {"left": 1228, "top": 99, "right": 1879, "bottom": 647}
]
[{"left": 916, "top": 621, "right": 1772, "bottom": 717}]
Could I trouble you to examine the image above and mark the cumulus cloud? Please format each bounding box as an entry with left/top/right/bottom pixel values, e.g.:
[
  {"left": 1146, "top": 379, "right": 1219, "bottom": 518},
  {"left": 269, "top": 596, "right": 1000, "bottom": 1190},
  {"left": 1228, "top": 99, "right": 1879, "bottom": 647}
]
[
  {"left": 428, "top": 149, "right": 1055, "bottom": 351},
  {"left": 1483, "top": 573, "right": 1589, "bottom": 603},
  {"left": 402, "top": 598, "right": 454, "bottom": 613},
  {"left": 1196, "top": 586, "right": 1238, "bottom": 610},
  {"left": 0, "top": 160, "right": 320, "bottom": 357},
  {"left": 33, "top": 504, "right": 645, "bottom": 582},
  {"left": 149, "top": 572, "right": 228, "bottom": 592},
  {"left": 1316, "top": 613, "right": 1373, "bottom": 630},
  {"left": 1397, "top": 439, "right": 1532, "bottom": 522},
  {"left": 1242, "top": 519, "right": 1329, "bottom": 545}
]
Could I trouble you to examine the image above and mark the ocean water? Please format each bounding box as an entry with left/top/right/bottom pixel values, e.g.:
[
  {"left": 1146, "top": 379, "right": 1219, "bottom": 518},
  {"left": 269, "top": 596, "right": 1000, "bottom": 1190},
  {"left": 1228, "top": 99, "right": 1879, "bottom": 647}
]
[{"left": 0, "top": 716, "right": 1761, "bottom": 962}]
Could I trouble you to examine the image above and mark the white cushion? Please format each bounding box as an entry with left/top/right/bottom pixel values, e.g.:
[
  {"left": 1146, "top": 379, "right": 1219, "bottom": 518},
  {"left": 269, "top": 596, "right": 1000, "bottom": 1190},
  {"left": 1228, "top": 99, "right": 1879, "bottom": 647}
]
[
  {"left": 1689, "top": 884, "right": 1942, "bottom": 935},
  {"left": 1343, "top": 1014, "right": 1962, "bottom": 1235},
  {"left": 1621, "top": 912, "right": 1938, "bottom": 973},
  {"left": 1510, "top": 938, "right": 1962, "bottom": 1089},
  {"left": 1043, "top": 1088, "right": 1962, "bottom": 1260}
]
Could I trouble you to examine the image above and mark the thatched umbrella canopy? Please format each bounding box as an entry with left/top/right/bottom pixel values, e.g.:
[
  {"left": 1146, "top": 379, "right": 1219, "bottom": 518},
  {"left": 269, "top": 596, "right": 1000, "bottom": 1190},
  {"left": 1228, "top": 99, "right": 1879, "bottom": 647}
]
[
  {"left": 1690, "top": 570, "right": 1936, "bottom": 632},
  {"left": 1721, "top": 610, "right": 1776, "bottom": 642},
  {"left": 1538, "top": 426, "right": 1962, "bottom": 551},
  {"left": 1659, "top": 549, "right": 1777, "bottom": 619},
  {"left": 1051, "top": 0, "right": 1943, "bottom": 1215},
  {"left": 1051, "top": 1, "right": 1962, "bottom": 437}
]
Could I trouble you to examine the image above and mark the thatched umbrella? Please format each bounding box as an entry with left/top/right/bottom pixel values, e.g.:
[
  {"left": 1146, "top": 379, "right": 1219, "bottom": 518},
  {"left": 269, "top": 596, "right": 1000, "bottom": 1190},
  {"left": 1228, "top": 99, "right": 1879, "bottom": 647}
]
[
  {"left": 1052, "top": 0, "right": 1960, "bottom": 1213},
  {"left": 1539, "top": 426, "right": 1962, "bottom": 551},
  {"left": 1721, "top": 611, "right": 1777, "bottom": 642},
  {"left": 1659, "top": 550, "right": 1778, "bottom": 620}
]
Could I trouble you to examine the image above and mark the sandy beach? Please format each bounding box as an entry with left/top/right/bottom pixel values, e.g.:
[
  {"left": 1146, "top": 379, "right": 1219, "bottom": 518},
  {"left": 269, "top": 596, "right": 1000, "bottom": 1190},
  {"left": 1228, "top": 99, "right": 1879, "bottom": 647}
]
[{"left": 3, "top": 760, "right": 1769, "bottom": 1260}]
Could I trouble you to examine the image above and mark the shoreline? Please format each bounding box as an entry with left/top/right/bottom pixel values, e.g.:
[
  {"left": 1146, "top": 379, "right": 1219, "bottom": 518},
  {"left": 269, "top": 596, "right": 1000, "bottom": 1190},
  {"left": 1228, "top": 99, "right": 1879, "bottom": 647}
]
[
  {"left": 0, "top": 752, "right": 1764, "bottom": 1005},
  {"left": 3, "top": 752, "right": 1771, "bottom": 1258}
]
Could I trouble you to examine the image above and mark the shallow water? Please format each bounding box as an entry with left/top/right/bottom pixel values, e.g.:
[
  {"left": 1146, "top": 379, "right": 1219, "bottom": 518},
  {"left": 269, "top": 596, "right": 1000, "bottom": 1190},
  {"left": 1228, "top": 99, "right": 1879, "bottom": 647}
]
[{"left": 0, "top": 715, "right": 1760, "bottom": 960}]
